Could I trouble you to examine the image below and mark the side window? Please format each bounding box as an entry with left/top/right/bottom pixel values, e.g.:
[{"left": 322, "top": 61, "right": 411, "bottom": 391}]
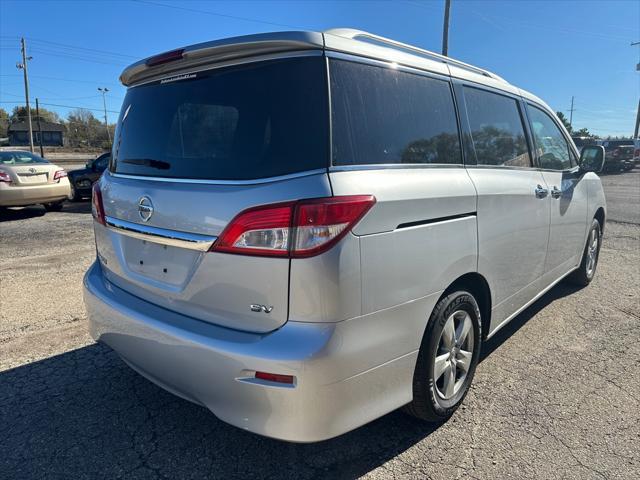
[
  {"left": 463, "top": 87, "right": 531, "bottom": 167},
  {"left": 94, "top": 154, "right": 110, "bottom": 169},
  {"left": 330, "top": 59, "right": 462, "bottom": 166},
  {"left": 527, "top": 105, "right": 574, "bottom": 170}
]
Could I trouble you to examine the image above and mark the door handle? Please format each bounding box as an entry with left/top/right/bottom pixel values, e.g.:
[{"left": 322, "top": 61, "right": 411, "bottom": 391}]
[
  {"left": 535, "top": 184, "right": 548, "bottom": 198},
  {"left": 551, "top": 186, "right": 562, "bottom": 199}
]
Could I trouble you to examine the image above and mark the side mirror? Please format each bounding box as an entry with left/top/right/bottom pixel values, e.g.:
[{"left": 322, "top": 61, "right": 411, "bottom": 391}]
[{"left": 579, "top": 145, "right": 605, "bottom": 173}]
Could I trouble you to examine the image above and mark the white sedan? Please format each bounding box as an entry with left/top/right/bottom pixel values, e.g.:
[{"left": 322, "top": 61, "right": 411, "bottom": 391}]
[{"left": 0, "top": 150, "right": 70, "bottom": 211}]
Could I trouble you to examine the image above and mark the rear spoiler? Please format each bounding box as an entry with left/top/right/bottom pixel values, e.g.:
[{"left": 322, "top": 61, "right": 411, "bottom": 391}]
[{"left": 120, "top": 31, "right": 325, "bottom": 86}]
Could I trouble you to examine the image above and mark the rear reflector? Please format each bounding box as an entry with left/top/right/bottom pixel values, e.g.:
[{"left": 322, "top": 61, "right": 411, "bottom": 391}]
[
  {"left": 53, "top": 170, "right": 67, "bottom": 181},
  {"left": 91, "top": 182, "right": 106, "bottom": 226},
  {"left": 145, "top": 48, "right": 185, "bottom": 67},
  {"left": 255, "top": 371, "right": 295, "bottom": 384},
  {"left": 211, "top": 195, "right": 376, "bottom": 258}
]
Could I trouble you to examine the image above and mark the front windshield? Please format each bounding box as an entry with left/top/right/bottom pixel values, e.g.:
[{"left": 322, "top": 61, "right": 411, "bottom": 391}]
[{"left": 0, "top": 151, "right": 49, "bottom": 165}]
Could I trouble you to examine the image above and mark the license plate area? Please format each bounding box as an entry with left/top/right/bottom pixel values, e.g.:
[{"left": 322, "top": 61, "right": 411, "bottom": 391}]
[
  {"left": 19, "top": 173, "right": 48, "bottom": 184},
  {"left": 121, "top": 236, "right": 201, "bottom": 287}
]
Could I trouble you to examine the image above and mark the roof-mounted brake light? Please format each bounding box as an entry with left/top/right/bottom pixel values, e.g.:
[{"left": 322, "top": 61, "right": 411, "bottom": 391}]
[{"left": 145, "top": 49, "right": 185, "bottom": 67}]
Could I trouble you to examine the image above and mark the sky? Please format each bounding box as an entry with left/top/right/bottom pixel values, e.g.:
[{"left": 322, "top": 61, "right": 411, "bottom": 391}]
[{"left": 0, "top": 0, "right": 638, "bottom": 137}]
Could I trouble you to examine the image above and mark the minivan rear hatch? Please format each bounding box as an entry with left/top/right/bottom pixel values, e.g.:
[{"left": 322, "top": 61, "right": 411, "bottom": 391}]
[{"left": 95, "top": 56, "right": 330, "bottom": 333}]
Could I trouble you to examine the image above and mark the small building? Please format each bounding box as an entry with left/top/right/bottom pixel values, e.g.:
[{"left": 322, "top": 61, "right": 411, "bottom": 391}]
[{"left": 8, "top": 121, "right": 65, "bottom": 147}]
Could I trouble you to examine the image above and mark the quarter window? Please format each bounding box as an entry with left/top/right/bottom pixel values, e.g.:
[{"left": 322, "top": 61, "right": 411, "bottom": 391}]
[
  {"left": 464, "top": 87, "right": 531, "bottom": 167},
  {"left": 527, "top": 105, "right": 574, "bottom": 170},
  {"left": 330, "top": 59, "right": 462, "bottom": 166}
]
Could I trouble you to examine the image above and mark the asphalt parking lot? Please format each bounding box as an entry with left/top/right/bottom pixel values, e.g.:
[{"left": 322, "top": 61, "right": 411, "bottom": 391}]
[{"left": 1, "top": 170, "right": 639, "bottom": 479}]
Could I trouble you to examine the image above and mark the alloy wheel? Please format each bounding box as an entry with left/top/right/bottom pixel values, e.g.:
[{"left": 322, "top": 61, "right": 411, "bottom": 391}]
[
  {"left": 586, "top": 228, "right": 599, "bottom": 278},
  {"left": 433, "top": 310, "right": 474, "bottom": 400}
]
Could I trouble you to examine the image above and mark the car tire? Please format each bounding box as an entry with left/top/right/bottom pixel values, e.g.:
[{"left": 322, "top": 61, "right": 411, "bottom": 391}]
[
  {"left": 404, "top": 290, "right": 482, "bottom": 422},
  {"left": 44, "top": 201, "right": 64, "bottom": 212},
  {"left": 67, "top": 182, "right": 79, "bottom": 202},
  {"left": 568, "top": 218, "right": 602, "bottom": 287}
]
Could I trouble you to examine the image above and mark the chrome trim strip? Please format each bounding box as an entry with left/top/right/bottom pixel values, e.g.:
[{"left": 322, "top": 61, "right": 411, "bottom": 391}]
[
  {"left": 105, "top": 216, "right": 217, "bottom": 252},
  {"left": 329, "top": 163, "right": 464, "bottom": 172},
  {"left": 109, "top": 168, "right": 327, "bottom": 185}
]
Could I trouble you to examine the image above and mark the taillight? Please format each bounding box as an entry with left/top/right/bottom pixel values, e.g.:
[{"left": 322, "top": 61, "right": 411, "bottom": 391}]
[
  {"left": 211, "top": 195, "right": 376, "bottom": 258},
  {"left": 0, "top": 170, "right": 11, "bottom": 183},
  {"left": 634, "top": 148, "right": 640, "bottom": 158},
  {"left": 91, "top": 182, "right": 106, "bottom": 226},
  {"left": 292, "top": 196, "right": 375, "bottom": 257},
  {"left": 53, "top": 170, "right": 67, "bottom": 181}
]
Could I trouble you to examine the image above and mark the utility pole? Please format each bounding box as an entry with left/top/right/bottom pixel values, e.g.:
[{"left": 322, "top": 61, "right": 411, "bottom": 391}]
[
  {"left": 569, "top": 96, "right": 575, "bottom": 129},
  {"left": 634, "top": 98, "right": 640, "bottom": 140},
  {"left": 35, "top": 98, "right": 44, "bottom": 157},
  {"left": 632, "top": 41, "right": 640, "bottom": 138},
  {"left": 442, "top": 0, "right": 451, "bottom": 56},
  {"left": 98, "top": 87, "right": 111, "bottom": 144},
  {"left": 16, "top": 37, "right": 34, "bottom": 152}
]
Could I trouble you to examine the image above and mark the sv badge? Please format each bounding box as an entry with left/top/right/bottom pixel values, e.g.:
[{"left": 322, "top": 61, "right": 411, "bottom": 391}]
[{"left": 250, "top": 304, "right": 274, "bottom": 314}]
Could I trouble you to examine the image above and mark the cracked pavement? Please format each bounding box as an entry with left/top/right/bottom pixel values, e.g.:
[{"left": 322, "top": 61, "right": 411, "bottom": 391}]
[{"left": 1, "top": 170, "right": 639, "bottom": 479}]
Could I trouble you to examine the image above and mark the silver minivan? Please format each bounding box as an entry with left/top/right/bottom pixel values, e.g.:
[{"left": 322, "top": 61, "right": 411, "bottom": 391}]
[{"left": 84, "top": 29, "right": 607, "bottom": 442}]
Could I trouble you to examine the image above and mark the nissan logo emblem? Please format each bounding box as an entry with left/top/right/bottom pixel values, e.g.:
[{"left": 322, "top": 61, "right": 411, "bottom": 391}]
[{"left": 138, "top": 196, "right": 154, "bottom": 222}]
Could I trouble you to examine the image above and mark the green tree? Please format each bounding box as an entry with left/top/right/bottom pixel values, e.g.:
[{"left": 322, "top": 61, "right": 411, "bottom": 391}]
[
  {"left": 572, "top": 127, "right": 594, "bottom": 138},
  {"left": 0, "top": 108, "right": 9, "bottom": 139},
  {"left": 10, "top": 106, "right": 61, "bottom": 124},
  {"left": 556, "top": 111, "right": 573, "bottom": 134},
  {"left": 66, "top": 108, "right": 112, "bottom": 149}
]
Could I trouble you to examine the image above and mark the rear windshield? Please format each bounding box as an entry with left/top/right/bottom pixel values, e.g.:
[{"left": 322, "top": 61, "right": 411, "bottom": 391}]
[
  {"left": 112, "top": 56, "right": 328, "bottom": 180},
  {"left": 0, "top": 151, "right": 49, "bottom": 165}
]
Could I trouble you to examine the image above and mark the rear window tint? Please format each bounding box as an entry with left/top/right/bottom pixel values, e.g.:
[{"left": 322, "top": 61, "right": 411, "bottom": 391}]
[
  {"left": 330, "top": 59, "right": 462, "bottom": 166},
  {"left": 112, "top": 57, "right": 328, "bottom": 180},
  {"left": 464, "top": 87, "right": 531, "bottom": 167}
]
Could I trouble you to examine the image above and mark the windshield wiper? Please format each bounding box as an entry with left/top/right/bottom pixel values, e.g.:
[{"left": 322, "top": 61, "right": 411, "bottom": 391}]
[{"left": 121, "top": 158, "right": 171, "bottom": 170}]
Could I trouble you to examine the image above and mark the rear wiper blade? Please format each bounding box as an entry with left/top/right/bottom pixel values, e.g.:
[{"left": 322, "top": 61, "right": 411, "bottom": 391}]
[{"left": 121, "top": 158, "right": 171, "bottom": 170}]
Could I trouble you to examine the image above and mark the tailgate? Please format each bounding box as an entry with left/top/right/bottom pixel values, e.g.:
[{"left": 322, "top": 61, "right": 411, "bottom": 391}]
[{"left": 95, "top": 172, "right": 331, "bottom": 333}]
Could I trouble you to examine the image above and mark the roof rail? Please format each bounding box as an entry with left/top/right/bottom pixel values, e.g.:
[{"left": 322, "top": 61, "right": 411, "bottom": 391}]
[{"left": 324, "top": 28, "right": 506, "bottom": 82}]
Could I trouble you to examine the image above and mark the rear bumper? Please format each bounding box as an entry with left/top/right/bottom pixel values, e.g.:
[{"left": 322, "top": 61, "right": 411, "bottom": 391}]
[
  {"left": 84, "top": 261, "right": 419, "bottom": 442},
  {"left": 0, "top": 180, "right": 70, "bottom": 206}
]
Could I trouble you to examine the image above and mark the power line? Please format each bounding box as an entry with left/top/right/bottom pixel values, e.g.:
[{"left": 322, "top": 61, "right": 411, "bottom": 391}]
[
  {"left": 2, "top": 90, "right": 123, "bottom": 102},
  {"left": 25, "top": 37, "right": 138, "bottom": 59},
  {"left": 0, "top": 74, "right": 121, "bottom": 88},
  {"left": 0, "top": 100, "right": 119, "bottom": 114},
  {"left": 465, "top": 7, "right": 632, "bottom": 43},
  {"left": 130, "top": 0, "right": 302, "bottom": 29},
  {"left": 28, "top": 47, "right": 128, "bottom": 66},
  {"left": 1, "top": 34, "right": 137, "bottom": 59}
]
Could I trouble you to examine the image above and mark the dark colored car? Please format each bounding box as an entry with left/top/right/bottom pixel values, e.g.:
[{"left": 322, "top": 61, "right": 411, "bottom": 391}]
[
  {"left": 600, "top": 140, "right": 635, "bottom": 172},
  {"left": 67, "top": 152, "right": 110, "bottom": 201},
  {"left": 571, "top": 136, "right": 597, "bottom": 154}
]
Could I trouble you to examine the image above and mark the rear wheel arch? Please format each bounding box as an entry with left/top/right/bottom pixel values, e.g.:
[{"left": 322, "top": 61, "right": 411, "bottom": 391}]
[{"left": 441, "top": 272, "right": 492, "bottom": 340}]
